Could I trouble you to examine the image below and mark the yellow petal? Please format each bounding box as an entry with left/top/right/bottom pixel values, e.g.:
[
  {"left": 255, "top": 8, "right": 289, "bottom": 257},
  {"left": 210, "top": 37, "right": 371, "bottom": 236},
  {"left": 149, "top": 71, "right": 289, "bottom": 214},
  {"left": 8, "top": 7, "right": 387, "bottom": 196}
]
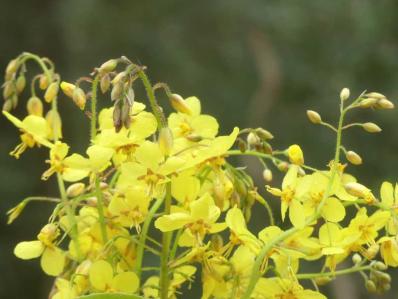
[
  {"left": 155, "top": 213, "right": 192, "bottom": 232},
  {"left": 380, "top": 181, "right": 394, "bottom": 207},
  {"left": 289, "top": 200, "right": 305, "bottom": 228},
  {"left": 321, "top": 197, "right": 346, "bottom": 222},
  {"left": 112, "top": 271, "right": 139, "bottom": 293},
  {"left": 135, "top": 141, "right": 163, "bottom": 170},
  {"left": 41, "top": 247, "right": 65, "bottom": 276},
  {"left": 89, "top": 260, "right": 113, "bottom": 291},
  {"left": 14, "top": 240, "right": 44, "bottom": 259},
  {"left": 87, "top": 145, "right": 114, "bottom": 171},
  {"left": 171, "top": 174, "right": 200, "bottom": 204},
  {"left": 282, "top": 165, "right": 298, "bottom": 190}
]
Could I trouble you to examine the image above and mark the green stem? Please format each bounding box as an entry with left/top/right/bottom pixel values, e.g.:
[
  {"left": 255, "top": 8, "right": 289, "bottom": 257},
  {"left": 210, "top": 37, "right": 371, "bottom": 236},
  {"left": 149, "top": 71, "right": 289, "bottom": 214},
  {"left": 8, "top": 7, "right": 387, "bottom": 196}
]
[
  {"left": 297, "top": 265, "right": 372, "bottom": 280},
  {"left": 135, "top": 196, "right": 165, "bottom": 280},
  {"left": 160, "top": 183, "right": 172, "bottom": 299},
  {"left": 95, "top": 176, "right": 108, "bottom": 243},
  {"left": 90, "top": 74, "right": 100, "bottom": 141},
  {"left": 169, "top": 228, "right": 183, "bottom": 261}
]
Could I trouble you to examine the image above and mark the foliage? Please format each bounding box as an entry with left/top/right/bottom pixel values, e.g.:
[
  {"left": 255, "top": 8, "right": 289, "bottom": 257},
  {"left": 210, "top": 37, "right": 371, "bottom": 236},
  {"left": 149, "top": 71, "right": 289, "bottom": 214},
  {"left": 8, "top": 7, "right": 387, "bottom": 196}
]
[{"left": 2, "top": 52, "right": 398, "bottom": 299}]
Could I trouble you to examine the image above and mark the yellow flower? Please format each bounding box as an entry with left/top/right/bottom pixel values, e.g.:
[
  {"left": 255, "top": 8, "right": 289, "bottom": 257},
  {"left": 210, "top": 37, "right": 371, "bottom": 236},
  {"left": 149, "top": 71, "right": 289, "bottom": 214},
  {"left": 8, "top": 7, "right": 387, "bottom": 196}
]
[
  {"left": 51, "top": 278, "right": 78, "bottom": 299},
  {"left": 288, "top": 144, "right": 304, "bottom": 165},
  {"left": 254, "top": 278, "right": 326, "bottom": 299},
  {"left": 380, "top": 181, "right": 398, "bottom": 234},
  {"left": 266, "top": 165, "right": 306, "bottom": 228},
  {"left": 171, "top": 171, "right": 200, "bottom": 208},
  {"left": 14, "top": 224, "right": 66, "bottom": 276},
  {"left": 3, "top": 110, "right": 53, "bottom": 158},
  {"left": 155, "top": 193, "right": 226, "bottom": 245},
  {"left": 378, "top": 236, "right": 398, "bottom": 267},
  {"left": 89, "top": 260, "right": 139, "bottom": 293}
]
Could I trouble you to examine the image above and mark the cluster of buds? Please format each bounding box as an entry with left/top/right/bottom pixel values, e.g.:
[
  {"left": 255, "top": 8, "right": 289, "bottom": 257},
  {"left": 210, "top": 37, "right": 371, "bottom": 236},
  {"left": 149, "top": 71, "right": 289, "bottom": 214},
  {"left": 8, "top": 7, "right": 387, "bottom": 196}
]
[
  {"left": 366, "top": 261, "right": 391, "bottom": 294},
  {"left": 237, "top": 128, "right": 273, "bottom": 154},
  {"left": 359, "top": 92, "right": 394, "bottom": 110}
]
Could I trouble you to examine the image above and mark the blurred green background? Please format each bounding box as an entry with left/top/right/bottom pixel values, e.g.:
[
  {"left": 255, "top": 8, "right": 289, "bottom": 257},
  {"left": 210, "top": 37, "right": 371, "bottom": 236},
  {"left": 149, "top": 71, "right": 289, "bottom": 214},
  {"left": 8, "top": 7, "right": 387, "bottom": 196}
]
[{"left": 1, "top": 0, "right": 398, "bottom": 298}]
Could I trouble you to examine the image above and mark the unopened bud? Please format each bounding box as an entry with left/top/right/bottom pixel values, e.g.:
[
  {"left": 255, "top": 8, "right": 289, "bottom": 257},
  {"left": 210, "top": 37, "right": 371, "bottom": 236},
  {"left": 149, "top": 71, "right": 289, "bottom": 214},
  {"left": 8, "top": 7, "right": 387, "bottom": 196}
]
[
  {"left": 60, "top": 81, "right": 76, "bottom": 98},
  {"left": 340, "top": 88, "right": 350, "bottom": 101},
  {"left": 45, "top": 110, "right": 62, "bottom": 140},
  {"left": 247, "top": 132, "right": 260, "bottom": 146},
  {"left": 98, "top": 59, "right": 118, "bottom": 74},
  {"left": 38, "top": 223, "right": 58, "bottom": 244},
  {"left": 159, "top": 127, "right": 174, "bottom": 156},
  {"left": 346, "top": 150, "right": 362, "bottom": 165},
  {"left": 44, "top": 82, "right": 59, "bottom": 103},
  {"left": 11, "top": 94, "right": 18, "bottom": 109},
  {"left": 39, "top": 74, "right": 50, "bottom": 90},
  {"left": 7, "top": 201, "right": 27, "bottom": 224},
  {"left": 2, "top": 99, "right": 13, "bottom": 111},
  {"left": 121, "top": 103, "right": 131, "bottom": 129},
  {"left": 306, "top": 110, "right": 322, "bottom": 124},
  {"left": 112, "top": 71, "right": 126, "bottom": 85},
  {"left": 288, "top": 144, "right": 304, "bottom": 165},
  {"left": 352, "top": 253, "right": 362, "bottom": 264},
  {"left": 359, "top": 98, "right": 378, "bottom": 108},
  {"left": 277, "top": 161, "right": 289, "bottom": 172},
  {"left": 255, "top": 128, "right": 274, "bottom": 140},
  {"left": 344, "top": 182, "right": 370, "bottom": 198},
  {"left": 378, "top": 272, "right": 391, "bottom": 284},
  {"left": 169, "top": 94, "right": 192, "bottom": 115},
  {"left": 72, "top": 87, "right": 86, "bottom": 110},
  {"left": 314, "top": 276, "right": 332, "bottom": 286},
  {"left": 263, "top": 169, "right": 273, "bottom": 182},
  {"left": 374, "top": 261, "right": 387, "bottom": 271},
  {"left": 366, "top": 92, "right": 386, "bottom": 100},
  {"left": 5, "top": 59, "right": 19, "bottom": 80},
  {"left": 15, "top": 75, "right": 26, "bottom": 94},
  {"left": 210, "top": 234, "right": 224, "bottom": 252},
  {"left": 66, "top": 183, "right": 85, "bottom": 198},
  {"left": 186, "top": 134, "right": 203, "bottom": 142},
  {"left": 381, "top": 283, "right": 391, "bottom": 292},
  {"left": 237, "top": 139, "right": 247, "bottom": 153},
  {"left": 365, "top": 280, "right": 377, "bottom": 293},
  {"left": 376, "top": 98, "right": 394, "bottom": 109},
  {"left": 113, "top": 103, "right": 123, "bottom": 132},
  {"left": 26, "top": 96, "right": 43, "bottom": 116},
  {"left": 75, "top": 260, "right": 92, "bottom": 275},
  {"left": 100, "top": 74, "right": 111, "bottom": 93},
  {"left": 3, "top": 81, "right": 15, "bottom": 99},
  {"left": 111, "top": 82, "right": 123, "bottom": 101},
  {"left": 362, "top": 122, "right": 381, "bottom": 133}
]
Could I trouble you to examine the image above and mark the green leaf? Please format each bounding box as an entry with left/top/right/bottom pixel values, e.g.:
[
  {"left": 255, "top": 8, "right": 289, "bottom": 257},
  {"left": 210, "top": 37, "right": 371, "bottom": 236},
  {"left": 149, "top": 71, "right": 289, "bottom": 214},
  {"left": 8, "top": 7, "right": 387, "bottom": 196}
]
[{"left": 76, "top": 294, "right": 145, "bottom": 299}]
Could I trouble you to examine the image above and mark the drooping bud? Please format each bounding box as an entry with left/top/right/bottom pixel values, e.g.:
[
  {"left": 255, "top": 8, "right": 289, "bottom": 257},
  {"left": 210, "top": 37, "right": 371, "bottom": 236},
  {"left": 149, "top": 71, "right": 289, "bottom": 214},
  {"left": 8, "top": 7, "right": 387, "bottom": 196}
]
[
  {"left": 247, "top": 132, "right": 260, "bottom": 146},
  {"left": 365, "top": 280, "right": 377, "bottom": 293},
  {"left": 365, "top": 92, "right": 386, "bottom": 99},
  {"left": 344, "top": 182, "right": 370, "bottom": 198},
  {"left": 373, "top": 261, "right": 387, "bottom": 271},
  {"left": 72, "top": 87, "right": 87, "bottom": 110},
  {"left": 376, "top": 98, "right": 394, "bottom": 109},
  {"left": 111, "top": 82, "right": 123, "bottom": 101},
  {"left": 237, "top": 139, "right": 246, "bottom": 153},
  {"left": 98, "top": 59, "right": 118, "bottom": 74},
  {"left": 100, "top": 74, "right": 111, "bottom": 93},
  {"left": 306, "top": 110, "right": 322, "bottom": 124},
  {"left": 37, "top": 223, "right": 59, "bottom": 245},
  {"left": 60, "top": 81, "right": 76, "bottom": 98},
  {"left": 159, "top": 127, "right": 174, "bottom": 156},
  {"left": 111, "top": 71, "right": 126, "bottom": 85},
  {"left": 362, "top": 122, "right": 382, "bottom": 133},
  {"left": 2, "top": 99, "right": 13, "bottom": 111},
  {"left": 44, "top": 82, "right": 59, "bottom": 103},
  {"left": 169, "top": 93, "right": 192, "bottom": 115},
  {"left": 288, "top": 144, "right": 304, "bottom": 165},
  {"left": 277, "top": 161, "right": 289, "bottom": 172},
  {"left": 5, "top": 59, "right": 19, "bottom": 80},
  {"left": 262, "top": 169, "right": 273, "bottom": 182},
  {"left": 26, "top": 96, "right": 43, "bottom": 116},
  {"left": 126, "top": 88, "right": 135, "bottom": 107},
  {"left": 7, "top": 201, "right": 27, "bottom": 224},
  {"left": 45, "top": 110, "right": 62, "bottom": 140},
  {"left": 66, "top": 183, "right": 85, "bottom": 198},
  {"left": 340, "top": 88, "right": 350, "bottom": 101},
  {"left": 352, "top": 253, "right": 362, "bottom": 264},
  {"left": 256, "top": 128, "right": 274, "bottom": 140},
  {"left": 359, "top": 98, "right": 378, "bottom": 108},
  {"left": 346, "top": 150, "right": 362, "bottom": 165},
  {"left": 113, "top": 102, "right": 123, "bottom": 132},
  {"left": 15, "top": 75, "right": 26, "bottom": 94},
  {"left": 39, "top": 74, "right": 50, "bottom": 90},
  {"left": 11, "top": 94, "right": 18, "bottom": 109},
  {"left": 3, "top": 81, "right": 15, "bottom": 99},
  {"left": 121, "top": 102, "right": 131, "bottom": 129}
]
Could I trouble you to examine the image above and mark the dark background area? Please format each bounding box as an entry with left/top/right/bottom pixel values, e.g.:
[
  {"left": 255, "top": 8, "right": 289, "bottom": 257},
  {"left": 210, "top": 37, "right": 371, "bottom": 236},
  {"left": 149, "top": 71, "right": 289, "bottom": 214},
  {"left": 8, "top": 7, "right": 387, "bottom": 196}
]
[{"left": 1, "top": 1, "right": 398, "bottom": 298}]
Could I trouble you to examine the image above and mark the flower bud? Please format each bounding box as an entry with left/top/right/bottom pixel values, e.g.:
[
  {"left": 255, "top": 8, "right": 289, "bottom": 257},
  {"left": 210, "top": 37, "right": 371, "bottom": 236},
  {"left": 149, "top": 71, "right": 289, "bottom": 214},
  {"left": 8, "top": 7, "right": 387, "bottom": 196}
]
[
  {"left": 247, "top": 132, "right": 260, "bottom": 146},
  {"left": 2, "top": 99, "right": 13, "bottom": 111},
  {"left": 39, "top": 74, "right": 50, "bottom": 90},
  {"left": 46, "top": 110, "right": 63, "bottom": 140},
  {"left": 113, "top": 103, "right": 123, "bottom": 132},
  {"left": 366, "top": 92, "right": 386, "bottom": 100},
  {"left": 3, "top": 81, "right": 15, "bottom": 99},
  {"left": 277, "top": 161, "right": 289, "bottom": 172},
  {"left": 26, "top": 96, "right": 43, "bottom": 116},
  {"left": 314, "top": 276, "right": 332, "bottom": 286},
  {"left": 237, "top": 139, "right": 246, "bottom": 153},
  {"left": 263, "top": 169, "right": 273, "bottom": 182},
  {"left": 44, "top": 82, "right": 59, "bottom": 103},
  {"left": 75, "top": 260, "right": 92, "bottom": 275},
  {"left": 111, "top": 82, "right": 123, "bottom": 101},
  {"left": 381, "top": 283, "right": 391, "bottom": 292},
  {"left": 159, "top": 127, "right": 174, "bottom": 156},
  {"left": 169, "top": 93, "right": 192, "bottom": 115},
  {"left": 11, "top": 94, "right": 18, "bottom": 109},
  {"left": 60, "top": 81, "right": 76, "bottom": 98},
  {"left": 374, "top": 261, "right": 387, "bottom": 271},
  {"left": 359, "top": 98, "right": 378, "bottom": 108},
  {"left": 100, "top": 74, "right": 111, "bottom": 93},
  {"left": 186, "top": 134, "right": 203, "bottom": 142},
  {"left": 7, "top": 201, "right": 27, "bottom": 224},
  {"left": 66, "top": 183, "right": 85, "bottom": 198},
  {"left": 38, "top": 223, "right": 59, "bottom": 245},
  {"left": 362, "top": 122, "right": 381, "bottom": 133},
  {"left": 352, "top": 253, "right": 362, "bottom": 264},
  {"left": 112, "top": 71, "right": 126, "bottom": 85},
  {"left": 340, "top": 88, "right": 350, "bottom": 101},
  {"left": 255, "top": 128, "right": 274, "bottom": 140},
  {"left": 376, "top": 98, "right": 394, "bottom": 109},
  {"left": 15, "top": 75, "right": 26, "bottom": 94},
  {"left": 98, "top": 59, "right": 118, "bottom": 74},
  {"left": 344, "top": 182, "right": 370, "bottom": 198},
  {"left": 210, "top": 234, "right": 224, "bottom": 252},
  {"left": 306, "top": 110, "right": 322, "bottom": 124},
  {"left": 346, "top": 150, "right": 362, "bottom": 165},
  {"left": 5, "top": 59, "right": 18, "bottom": 80},
  {"left": 72, "top": 87, "right": 87, "bottom": 110},
  {"left": 288, "top": 144, "right": 304, "bottom": 165},
  {"left": 365, "top": 280, "right": 377, "bottom": 293},
  {"left": 121, "top": 103, "right": 131, "bottom": 129}
]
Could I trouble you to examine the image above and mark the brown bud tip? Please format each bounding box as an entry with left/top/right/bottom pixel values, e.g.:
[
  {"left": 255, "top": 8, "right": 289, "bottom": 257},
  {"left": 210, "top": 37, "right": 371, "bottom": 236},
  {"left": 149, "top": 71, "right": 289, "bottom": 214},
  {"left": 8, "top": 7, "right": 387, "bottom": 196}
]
[{"left": 306, "top": 110, "right": 322, "bottom": 124}]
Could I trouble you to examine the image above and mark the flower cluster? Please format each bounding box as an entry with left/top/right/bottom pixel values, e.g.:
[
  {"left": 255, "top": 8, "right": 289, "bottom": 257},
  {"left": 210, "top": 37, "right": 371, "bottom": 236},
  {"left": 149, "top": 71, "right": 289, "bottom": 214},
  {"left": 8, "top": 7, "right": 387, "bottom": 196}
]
[{"left": 3, "top": 53, "right": 398, "bottom": 299}]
